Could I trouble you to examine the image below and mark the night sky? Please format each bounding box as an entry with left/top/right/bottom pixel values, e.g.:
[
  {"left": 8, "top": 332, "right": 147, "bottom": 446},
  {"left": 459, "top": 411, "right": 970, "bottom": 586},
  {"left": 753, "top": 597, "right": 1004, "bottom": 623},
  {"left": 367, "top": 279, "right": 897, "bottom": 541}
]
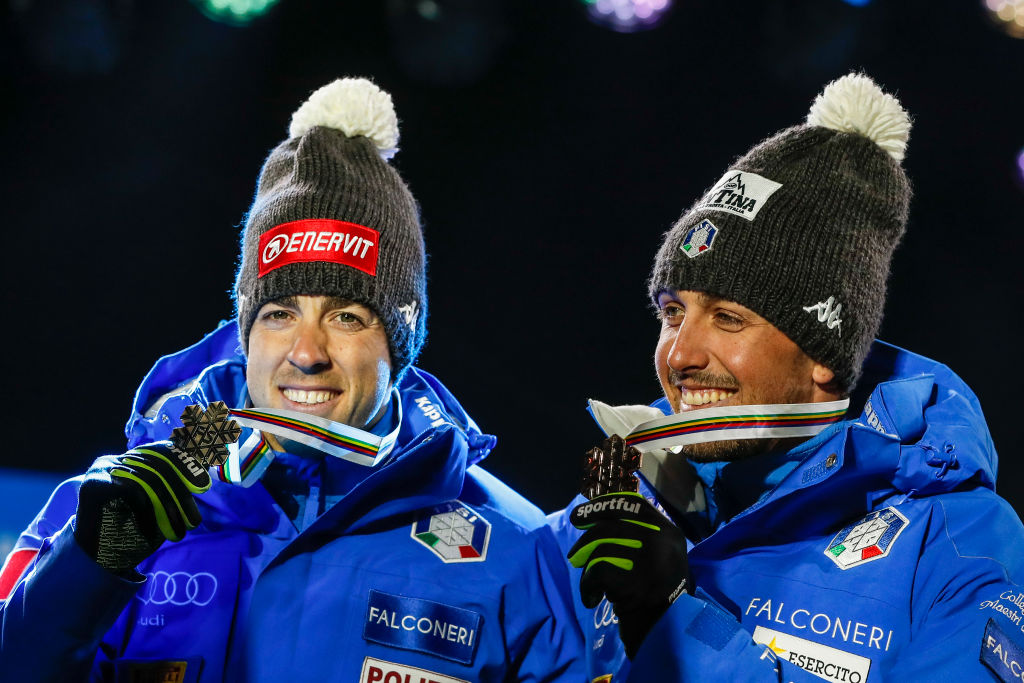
[{"left": 3, "top": 0, "right": 1022, "bottom": 515}]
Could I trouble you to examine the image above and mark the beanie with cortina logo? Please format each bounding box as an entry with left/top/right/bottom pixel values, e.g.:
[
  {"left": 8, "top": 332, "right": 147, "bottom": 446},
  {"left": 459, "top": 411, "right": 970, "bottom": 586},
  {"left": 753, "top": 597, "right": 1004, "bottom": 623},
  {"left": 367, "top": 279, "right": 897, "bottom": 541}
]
[{"left": 649, "top": 73, "right": 913, "bottom": 392}]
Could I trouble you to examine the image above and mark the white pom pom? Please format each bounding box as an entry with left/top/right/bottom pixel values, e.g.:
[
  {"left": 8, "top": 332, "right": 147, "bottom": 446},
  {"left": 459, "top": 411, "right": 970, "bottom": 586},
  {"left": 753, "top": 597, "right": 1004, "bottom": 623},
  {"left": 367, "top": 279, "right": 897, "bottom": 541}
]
[
  {"left": 807, "top": 73, "right": 911, "bottom": 162},
  {"left": 289, "top": 78, "right": 399, "bottom": 160}
]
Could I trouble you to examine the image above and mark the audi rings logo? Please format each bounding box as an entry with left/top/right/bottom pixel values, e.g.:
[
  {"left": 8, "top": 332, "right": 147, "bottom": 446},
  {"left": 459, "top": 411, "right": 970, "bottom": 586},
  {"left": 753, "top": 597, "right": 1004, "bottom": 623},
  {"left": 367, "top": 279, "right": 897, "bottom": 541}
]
[
  {"left": 593, "top": 597, "right": 619, "bottom": 629},
  {"left": 262, "top": 234, "right": 289, "bottom": 265},
  {"left": 137, "top": 571, "right": 218, "bottom": 607}
]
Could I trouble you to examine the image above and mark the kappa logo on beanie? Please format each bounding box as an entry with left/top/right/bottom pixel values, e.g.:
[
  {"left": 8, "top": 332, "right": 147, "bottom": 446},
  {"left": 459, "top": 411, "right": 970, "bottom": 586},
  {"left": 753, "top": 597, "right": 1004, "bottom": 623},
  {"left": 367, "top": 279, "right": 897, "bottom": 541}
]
[{"left": 696, "top": 170, "right": 783, "bottom": 222}]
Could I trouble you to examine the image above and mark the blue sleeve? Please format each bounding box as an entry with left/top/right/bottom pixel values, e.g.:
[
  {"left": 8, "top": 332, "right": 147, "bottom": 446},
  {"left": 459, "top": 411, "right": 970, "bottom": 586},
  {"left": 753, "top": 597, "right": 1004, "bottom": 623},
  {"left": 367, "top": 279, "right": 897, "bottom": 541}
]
[
  {"left": 0, "top": 480, "right": 141, "bottom": 683},
  {"left": 506, "top": 524, "right": 588, "bottom": 682},
  {"left": 882, "top": 494, "right": 1024, "bottom": 681}
]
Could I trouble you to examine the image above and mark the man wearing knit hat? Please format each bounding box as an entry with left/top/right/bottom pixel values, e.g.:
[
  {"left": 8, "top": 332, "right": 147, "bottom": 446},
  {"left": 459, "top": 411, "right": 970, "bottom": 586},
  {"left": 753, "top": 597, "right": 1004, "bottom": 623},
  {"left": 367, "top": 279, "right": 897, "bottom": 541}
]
[
  {"left": 0, "top": 78, "right": 584, "bottom": 682},
  {"left": 550, "top": 73, "right": 1024, "bottom": 681}
]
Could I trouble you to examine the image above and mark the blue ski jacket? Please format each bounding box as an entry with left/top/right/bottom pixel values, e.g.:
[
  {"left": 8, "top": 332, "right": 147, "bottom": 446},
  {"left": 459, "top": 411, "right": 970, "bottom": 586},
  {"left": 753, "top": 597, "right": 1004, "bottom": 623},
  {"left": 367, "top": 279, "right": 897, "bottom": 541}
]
[
  {"left": 1, "top": 320, "right": 585, "bottom": 683},
  {"left": 549, "top": 341, "right": 1024, "bottom": 682}
]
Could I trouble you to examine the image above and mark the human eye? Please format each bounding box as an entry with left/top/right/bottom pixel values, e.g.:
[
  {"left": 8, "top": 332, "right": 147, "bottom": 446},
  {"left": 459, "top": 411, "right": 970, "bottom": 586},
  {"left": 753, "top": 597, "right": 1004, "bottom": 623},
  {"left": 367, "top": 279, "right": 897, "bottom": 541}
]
[
  {"left": 264, "top": 309, "right": 291, "bottom": 320},
  {"left": 330, "top": 309, "right": 368, "bottom": 331},
  {"left": 657, "top": 302, "right": 685, "bottom": 326},
  {"left": 257, "top": 306, "right": 295, "bottom": 328},
  {"left": 713, "top": 309, "right": 745, "bottom": 330}
]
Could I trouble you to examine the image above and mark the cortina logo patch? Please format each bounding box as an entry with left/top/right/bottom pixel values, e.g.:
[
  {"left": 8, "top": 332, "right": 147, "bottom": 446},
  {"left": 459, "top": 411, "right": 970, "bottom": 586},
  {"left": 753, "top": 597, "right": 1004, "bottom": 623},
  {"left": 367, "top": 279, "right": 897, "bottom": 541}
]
[
  {"left": 825, "top": 507, "right": 908, "bottom": 570},
  {"left": 679, "top": 219, "right": 719, "bottom": 258},
  {"left": 412, "top": 501, "right": 491, "bottom": 563},
  {"left": 698, "top": 170, "right": 782, "bottom": 221},
  {"left": 804, "top": 296, "right": 843, "bottom": 337}
]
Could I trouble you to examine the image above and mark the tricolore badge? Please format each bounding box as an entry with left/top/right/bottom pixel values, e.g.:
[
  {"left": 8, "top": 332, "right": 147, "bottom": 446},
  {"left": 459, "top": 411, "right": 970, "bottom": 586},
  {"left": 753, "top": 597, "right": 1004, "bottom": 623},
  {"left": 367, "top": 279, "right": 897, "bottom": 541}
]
[
  {"left": 825, "top": 507, "right": 908, "bottom": 570},
  {"left": 679, "top": 219, "right": 718, "bottom": 258},
  {"left": 412, "top": 501, "right": 491, "bottom": 563}
]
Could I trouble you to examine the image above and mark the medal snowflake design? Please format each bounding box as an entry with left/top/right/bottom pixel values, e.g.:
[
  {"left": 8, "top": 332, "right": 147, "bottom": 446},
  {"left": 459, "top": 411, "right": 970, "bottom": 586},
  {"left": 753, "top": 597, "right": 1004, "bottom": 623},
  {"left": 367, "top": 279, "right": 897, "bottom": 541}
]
[{"left": 171, "top": 401, "right": 241, "bottom": 467}]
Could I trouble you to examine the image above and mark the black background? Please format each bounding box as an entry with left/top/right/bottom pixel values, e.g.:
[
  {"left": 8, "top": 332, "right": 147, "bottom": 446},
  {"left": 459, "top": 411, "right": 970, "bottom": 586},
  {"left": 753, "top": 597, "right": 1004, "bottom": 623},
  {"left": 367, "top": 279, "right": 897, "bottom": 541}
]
[{"left": 2, "top": 0, "right": 1022, "bottom": 514}]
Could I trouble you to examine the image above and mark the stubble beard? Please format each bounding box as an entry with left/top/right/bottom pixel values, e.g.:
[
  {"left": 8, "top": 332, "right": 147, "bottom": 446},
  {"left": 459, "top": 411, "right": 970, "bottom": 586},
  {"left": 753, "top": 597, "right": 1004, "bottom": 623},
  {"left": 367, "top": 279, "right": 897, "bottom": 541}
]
[
  {"left": 682, "top": 437, "right": 777, "bottom": 463},
  {"left": 670, "top": 370, "right": 811, "bottom": 464}
]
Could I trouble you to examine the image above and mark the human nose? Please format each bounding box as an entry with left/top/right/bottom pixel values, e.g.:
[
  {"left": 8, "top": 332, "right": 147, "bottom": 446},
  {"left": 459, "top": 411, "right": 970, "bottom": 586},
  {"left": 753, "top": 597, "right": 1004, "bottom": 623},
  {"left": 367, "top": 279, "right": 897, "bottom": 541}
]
[
  {"left": 286, "top": 320, "right": 331, "bottom": 374},
  {"left": 664, "top": 319, "right": 711, "bottom": 374}
]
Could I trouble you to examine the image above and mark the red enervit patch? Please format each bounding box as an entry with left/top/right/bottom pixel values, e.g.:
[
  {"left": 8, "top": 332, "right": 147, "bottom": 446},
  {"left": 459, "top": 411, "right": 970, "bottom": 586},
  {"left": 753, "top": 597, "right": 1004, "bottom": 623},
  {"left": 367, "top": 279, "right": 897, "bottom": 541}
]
[{"left": 258, "top": 218, "right": 379, "bottom": 278}]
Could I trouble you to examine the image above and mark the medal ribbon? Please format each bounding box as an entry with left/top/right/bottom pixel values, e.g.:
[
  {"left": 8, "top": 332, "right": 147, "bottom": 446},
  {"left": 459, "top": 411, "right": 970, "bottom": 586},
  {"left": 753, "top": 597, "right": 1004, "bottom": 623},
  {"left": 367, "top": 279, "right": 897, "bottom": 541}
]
[
  {"left": 624, "top": 399, "right": 850, "bottom": 453},
  {"left": 210, "top": 394, "right": 402, "bottom": 487}
]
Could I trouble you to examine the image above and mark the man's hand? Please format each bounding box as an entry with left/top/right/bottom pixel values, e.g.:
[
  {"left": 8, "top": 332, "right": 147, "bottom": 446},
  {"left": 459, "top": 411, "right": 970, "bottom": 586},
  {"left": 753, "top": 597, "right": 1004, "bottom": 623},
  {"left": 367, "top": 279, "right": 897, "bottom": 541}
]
[
  {"left": 74, "top": 443, "right": 212, "bottom": 577},
  {"left": 568, "top": 492, "right": 690, "bottom": 658}
]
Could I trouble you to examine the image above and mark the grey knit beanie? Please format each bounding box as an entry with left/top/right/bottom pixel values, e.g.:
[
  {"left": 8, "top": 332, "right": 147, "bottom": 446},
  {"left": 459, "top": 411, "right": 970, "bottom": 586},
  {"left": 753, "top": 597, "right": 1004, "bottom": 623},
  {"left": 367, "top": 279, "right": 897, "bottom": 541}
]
[
  {"left": 234, "top": 78, "right": 427, "bottom": 381},
  {"left": 649, "top": 73, "right": 912, "bottom": 392}
]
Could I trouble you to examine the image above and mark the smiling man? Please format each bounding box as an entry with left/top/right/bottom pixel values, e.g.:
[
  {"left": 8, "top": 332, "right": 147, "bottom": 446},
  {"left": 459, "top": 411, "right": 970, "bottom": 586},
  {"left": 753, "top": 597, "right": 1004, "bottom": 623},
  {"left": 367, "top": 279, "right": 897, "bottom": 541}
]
[
  {"left": 0, "top": 78, "right": 584, "bottom": 682},
  {"left": 550, "top": 73, "right": 1024, "bottom": 682}
]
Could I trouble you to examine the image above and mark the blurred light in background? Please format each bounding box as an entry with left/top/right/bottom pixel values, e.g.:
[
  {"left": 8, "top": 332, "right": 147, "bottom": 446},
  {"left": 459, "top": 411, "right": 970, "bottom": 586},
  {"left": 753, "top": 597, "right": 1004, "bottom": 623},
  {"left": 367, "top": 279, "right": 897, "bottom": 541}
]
[
  {"left": 192, "top": 0, "right": 280, "bottom": 25},
  {"left": 1017, "top": 147, "right": 1024, "bottom": 185},
  {"left": 762, "top": 1, "right": 866, "bottom": 88},
  {"left": 841, "top": 0, "right": 872, "bottom": 6},
  {"left": 985, "top": 0, "right": 1024, "bottom": 37},
  {"left": 387, "top": 0, "right": 509, "bottom": 87},
  {"left": 582, "top": 0, "right": 673, "bottom": 33},
  {"left": 10, "top": 0, "right": 131, "bottom": 75}
]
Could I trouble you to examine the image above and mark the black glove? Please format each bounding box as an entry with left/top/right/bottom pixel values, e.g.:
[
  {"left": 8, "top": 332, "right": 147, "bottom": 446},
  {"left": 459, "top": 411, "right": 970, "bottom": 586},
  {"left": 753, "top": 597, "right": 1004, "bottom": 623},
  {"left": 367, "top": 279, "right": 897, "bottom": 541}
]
[
  {"left": 568, "top": 491, "right": 690, "bottom": 658},
  {"left": 74, "top": 443, "right": 211, "bottom": 577}
]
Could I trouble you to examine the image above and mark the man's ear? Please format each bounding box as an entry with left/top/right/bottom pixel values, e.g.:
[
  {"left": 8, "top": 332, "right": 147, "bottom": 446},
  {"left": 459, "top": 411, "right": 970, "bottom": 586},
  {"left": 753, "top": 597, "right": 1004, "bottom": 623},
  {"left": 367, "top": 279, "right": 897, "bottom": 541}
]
[{"left": 811, "top": 363, "right": 843, "bottom": 401}]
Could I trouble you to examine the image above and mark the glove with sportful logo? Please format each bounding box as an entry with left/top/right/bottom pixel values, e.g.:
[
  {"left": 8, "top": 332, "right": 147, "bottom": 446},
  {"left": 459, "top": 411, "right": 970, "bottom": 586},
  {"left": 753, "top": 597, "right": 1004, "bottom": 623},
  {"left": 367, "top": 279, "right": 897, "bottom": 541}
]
[
  {"left": 568, "top": 491, "right": 691, "bottom": 658},
  {"left": 74, "top": 443, "right": 211, "bottom": 577}
]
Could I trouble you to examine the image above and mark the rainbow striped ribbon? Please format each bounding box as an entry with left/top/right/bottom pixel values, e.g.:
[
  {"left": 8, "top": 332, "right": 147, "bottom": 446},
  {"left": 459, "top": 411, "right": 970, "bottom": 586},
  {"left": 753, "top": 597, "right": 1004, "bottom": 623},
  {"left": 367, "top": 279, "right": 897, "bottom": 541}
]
[
  {"left": 624, "top": 399, "right": 850, "bottom": 453},
  {"left": 228, "top": 405, "right": 401, "bottom": 468},
  {"left": 212, "top": 430, "right": 275, "bottom": 487}
]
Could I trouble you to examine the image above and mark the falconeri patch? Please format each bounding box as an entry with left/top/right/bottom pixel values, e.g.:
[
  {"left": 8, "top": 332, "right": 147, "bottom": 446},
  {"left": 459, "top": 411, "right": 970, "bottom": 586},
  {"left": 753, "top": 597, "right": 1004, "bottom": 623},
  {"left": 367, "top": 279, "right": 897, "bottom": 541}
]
[
  {"left": 825, "top": 507, "right": 909, "bottom": 570},
  {"left": 412, "top": 501, "right": 491, "bottom": 563},
  {"left": 679, "top": 219, "right": 719, "bottom": 258}
]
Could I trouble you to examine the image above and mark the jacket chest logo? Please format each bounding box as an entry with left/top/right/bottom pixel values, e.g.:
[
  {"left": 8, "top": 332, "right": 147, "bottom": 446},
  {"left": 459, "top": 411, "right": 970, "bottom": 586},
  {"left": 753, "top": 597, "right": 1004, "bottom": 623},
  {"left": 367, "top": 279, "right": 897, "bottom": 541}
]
[
  {"left": 411, "top": 501, "right": 491, "bottom": 563},
  {"left": 825, "top": 507, "right": 909, "bottom": 570}
]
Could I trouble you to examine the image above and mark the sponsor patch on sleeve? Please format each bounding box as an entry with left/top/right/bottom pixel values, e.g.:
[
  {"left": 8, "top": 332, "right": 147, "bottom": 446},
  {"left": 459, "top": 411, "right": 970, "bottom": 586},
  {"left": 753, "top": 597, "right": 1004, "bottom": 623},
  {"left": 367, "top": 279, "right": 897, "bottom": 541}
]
[
  {"left": 257, "top": 218, "right": 379, "bottom": 278},
  {"left": 411, "top": 501, "right": 490, "bottom": 563},
  {"left": 0, "top": 548, "right": 37, "bottom": 600},
  {"left": 981, "top": 617, "right": 1024, "bottom": 682},
  {"left": 364, "top": 590, "right": 483, "bottom": 665}
]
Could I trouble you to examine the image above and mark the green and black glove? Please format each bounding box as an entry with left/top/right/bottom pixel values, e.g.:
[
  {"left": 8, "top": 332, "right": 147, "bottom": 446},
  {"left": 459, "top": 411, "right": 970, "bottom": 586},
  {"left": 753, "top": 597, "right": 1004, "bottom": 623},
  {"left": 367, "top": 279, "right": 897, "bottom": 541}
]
[
  {"left": 74, "top": 443, "right": 211, "bottom": 577},
  {"left": 568, "top": 491, "right": 691, "bottom": 658}
]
